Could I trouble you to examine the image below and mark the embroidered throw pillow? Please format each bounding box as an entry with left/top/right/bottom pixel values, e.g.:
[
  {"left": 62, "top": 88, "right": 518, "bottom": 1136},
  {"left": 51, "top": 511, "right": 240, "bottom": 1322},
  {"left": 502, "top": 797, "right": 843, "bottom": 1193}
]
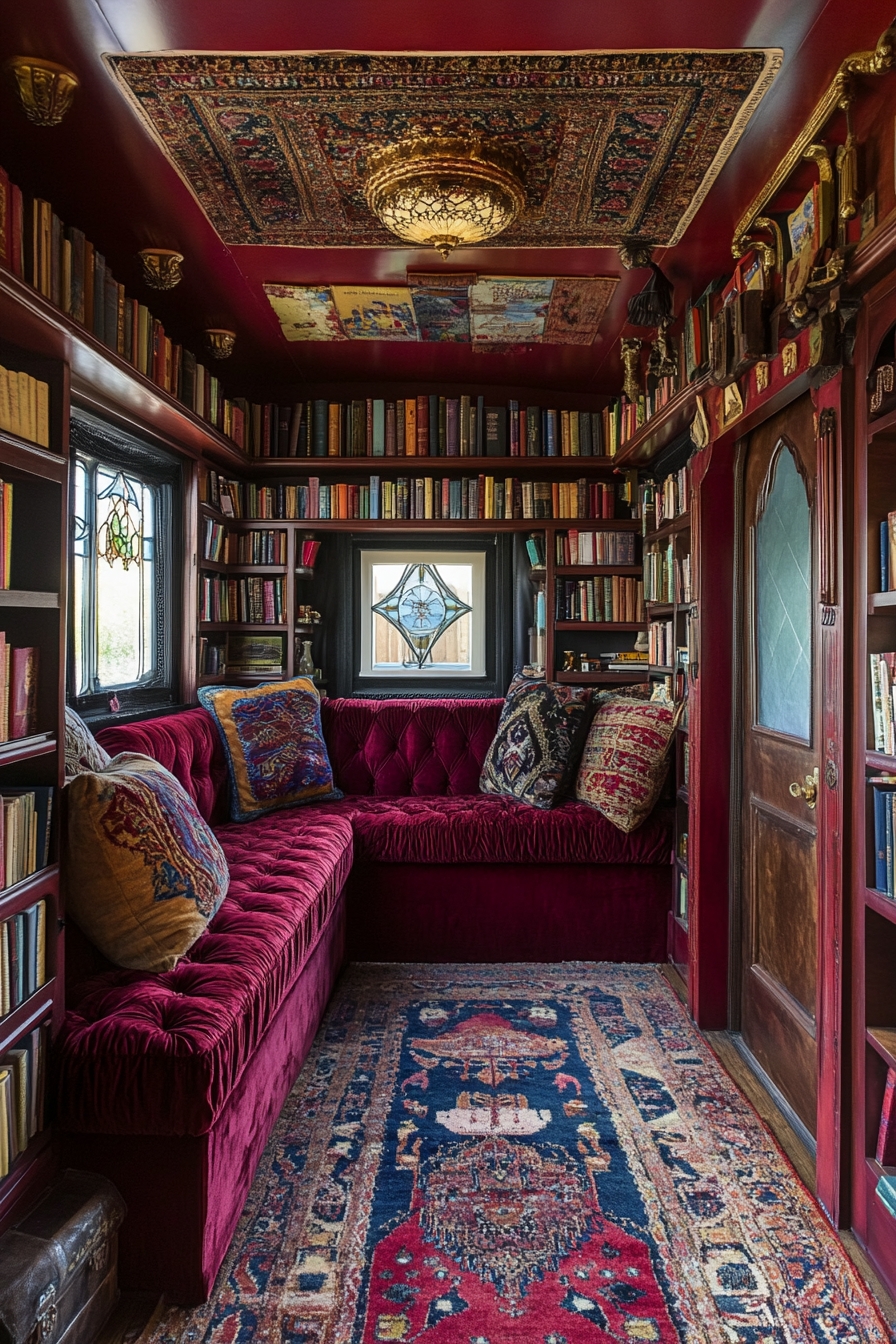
[
  {"left": 576, "top": 693, "right": 681, "bottom": 832},
  {"left": 197, "top": 678, "right": 341, "bottom": 823},
  {"left": 479, "top": 680, "right": 593, "bottom": 809},
  {"left": 64, "top": 705, "right": 112, "bottom": 778},
  {"left": 65, "top": 752, "right": 229, "bottom": 971}
]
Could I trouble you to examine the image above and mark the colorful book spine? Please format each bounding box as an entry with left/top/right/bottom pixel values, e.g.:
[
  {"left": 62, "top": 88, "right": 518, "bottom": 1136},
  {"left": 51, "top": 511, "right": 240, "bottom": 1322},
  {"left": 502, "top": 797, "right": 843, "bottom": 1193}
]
[{"left": 876, "top": 1066, "right": 896, "bottom": 1165}]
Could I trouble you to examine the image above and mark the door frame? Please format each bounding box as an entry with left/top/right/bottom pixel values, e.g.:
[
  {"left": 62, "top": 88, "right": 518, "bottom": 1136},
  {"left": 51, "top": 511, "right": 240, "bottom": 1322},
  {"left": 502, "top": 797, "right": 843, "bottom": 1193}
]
[{"left": 727, "top": 378, "right": 848, "bottom": 1225}]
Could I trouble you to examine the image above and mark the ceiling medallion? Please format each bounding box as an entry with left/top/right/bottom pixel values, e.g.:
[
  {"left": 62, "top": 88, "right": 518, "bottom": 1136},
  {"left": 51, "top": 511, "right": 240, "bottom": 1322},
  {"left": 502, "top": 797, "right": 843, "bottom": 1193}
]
[
  {"left": 138, "top": 248, "right": 184, "bottom": 290},
  {"left": 6, "top": 57, "right": 79, "bottom": 126},
  {"left": 205, "top": 329, "right": 236, "bottom": 359},
  {"left": 365, "top": 135, "right": 526, "bottom": 260}
]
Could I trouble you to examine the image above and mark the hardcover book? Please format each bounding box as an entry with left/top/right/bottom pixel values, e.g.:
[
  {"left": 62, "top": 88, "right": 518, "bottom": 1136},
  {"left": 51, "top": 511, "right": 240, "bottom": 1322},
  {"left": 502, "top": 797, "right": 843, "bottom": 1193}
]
[{"left": 877, "top": 1066, "right": 896, "bottom": 1166}]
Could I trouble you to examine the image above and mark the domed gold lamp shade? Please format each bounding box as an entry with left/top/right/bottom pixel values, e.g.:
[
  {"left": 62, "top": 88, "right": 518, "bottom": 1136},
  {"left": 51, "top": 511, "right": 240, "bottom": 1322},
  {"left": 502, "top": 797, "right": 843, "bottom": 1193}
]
[{"left": 364, "top": 135, "right": 526, "bottom": 259}]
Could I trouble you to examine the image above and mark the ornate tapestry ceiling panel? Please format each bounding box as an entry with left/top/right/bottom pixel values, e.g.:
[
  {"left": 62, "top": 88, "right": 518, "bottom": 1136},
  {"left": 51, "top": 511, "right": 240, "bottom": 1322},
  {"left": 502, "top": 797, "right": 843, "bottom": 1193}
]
[{"left": 106, "top": 51, "right": 780, "bottom": 249}]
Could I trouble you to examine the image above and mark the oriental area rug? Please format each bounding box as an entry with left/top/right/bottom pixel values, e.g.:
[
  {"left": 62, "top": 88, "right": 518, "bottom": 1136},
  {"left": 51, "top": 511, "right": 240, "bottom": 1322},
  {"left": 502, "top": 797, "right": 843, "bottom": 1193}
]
[{"left": 148, "top": 964, "right": 891, "bottom": 1343}]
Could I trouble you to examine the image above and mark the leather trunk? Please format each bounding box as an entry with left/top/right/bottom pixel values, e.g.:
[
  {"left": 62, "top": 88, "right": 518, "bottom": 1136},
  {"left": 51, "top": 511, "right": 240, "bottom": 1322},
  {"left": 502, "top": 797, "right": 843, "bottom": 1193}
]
[{"left": 0, "top": 1170, "right": 126, "bottom": 1344}]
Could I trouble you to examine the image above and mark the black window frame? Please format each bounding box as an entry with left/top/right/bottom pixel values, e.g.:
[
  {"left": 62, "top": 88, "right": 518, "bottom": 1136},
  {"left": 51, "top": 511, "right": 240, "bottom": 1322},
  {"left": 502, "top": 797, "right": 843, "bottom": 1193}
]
[
  {"left": 329, "top": 531, "right": 513, "bottom": 699},
  {"left": 68, "top": 410, "right": 184, "bottom": 720}
]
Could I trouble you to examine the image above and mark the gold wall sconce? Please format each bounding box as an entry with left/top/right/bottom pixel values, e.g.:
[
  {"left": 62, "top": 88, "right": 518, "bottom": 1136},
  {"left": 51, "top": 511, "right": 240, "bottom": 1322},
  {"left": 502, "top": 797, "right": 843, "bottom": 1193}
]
[
  {"left": 205, "top": 329, "right": 236, "bottom": 359},
  {"left": 5, "top": 57, "right": 78, "bottom": 126},
  {"left": 138, "top": 248, "right": 184, "bottom": 290}
]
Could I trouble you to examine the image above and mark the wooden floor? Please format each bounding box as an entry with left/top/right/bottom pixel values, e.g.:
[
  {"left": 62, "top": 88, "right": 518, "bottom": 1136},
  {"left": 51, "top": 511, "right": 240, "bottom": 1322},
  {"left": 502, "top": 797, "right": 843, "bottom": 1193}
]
[
  {"left": 106, "top": 964, "right": 896, "bottom": 1343},
  {"left": 661, "top": 964, "right": 896, "bottom": 1333}
]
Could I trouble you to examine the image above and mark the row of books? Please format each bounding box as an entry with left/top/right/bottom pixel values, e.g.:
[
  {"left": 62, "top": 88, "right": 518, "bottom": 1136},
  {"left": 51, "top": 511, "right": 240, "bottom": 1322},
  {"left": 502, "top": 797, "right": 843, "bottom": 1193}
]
[
  {"left": 644, "top": 545, "right": 693, "bottom": 604},
  {"left": 554, "top": 577, "right": 645, "bottom": 625},
  {"left": 0, "top": 484, "right": 11, "bottom": 590},
  {"left": 0, "top": 369, "right": 49, "bottom": 449},
  {"left": 0, "top": 1023, "right": 47, "bottom": 1178},
  {"left": 879, "top": 513, "right": 896, "bottom": 591},
  {"left": 0, "top": 639, "right": 39, "bottom": 742},
  {"left": 202, "top": 523, "right": 288, "bottom": 567},
  {"left": 553, "top": 530, "right": 637, "bottom": 567},
  {"left": 870, "top": 653, "right": 896, "bottom": 756},
  {"left": 0, "top": 901, "right": 46, "bottom": 1018},
  {"left": 207, "top": 472, "right": 623, "bottom": 523},
  {"left": 641, "top": 466, "right": 691, "bottom": 534},
  {"left": 200, "top": 577, "right": 285, "bottom": 625},
  {"left": 872, "top": 777, "right": 896, "bottom": 897},
  {"left": 228, "top": 635, "right": 286, "bottom": 675},
  {"left": 648, "top": 619, "right": 676, "bottom": 667},
  {"left": 0, "top": 791, "right": 53, "bottom": 891},
  {"left": 0, "top": 166, "right": 254, "bottom": 453},
  {"left": 244, "top": 397, "right": 614, "bottom": 460}
]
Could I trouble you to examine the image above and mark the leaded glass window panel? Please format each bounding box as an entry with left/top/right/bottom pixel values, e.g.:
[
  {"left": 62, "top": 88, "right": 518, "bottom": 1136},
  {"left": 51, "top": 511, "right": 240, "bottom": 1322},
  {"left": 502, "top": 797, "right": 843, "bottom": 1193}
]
[
  {"left": 755, "top": 445, "right": 812, "bottom": 741},
  {"left": 72, "top": 456, "right": 159, "bottom": 695},
  {"left": 360, "top": 550, "right": 485, "bottom": 677}
]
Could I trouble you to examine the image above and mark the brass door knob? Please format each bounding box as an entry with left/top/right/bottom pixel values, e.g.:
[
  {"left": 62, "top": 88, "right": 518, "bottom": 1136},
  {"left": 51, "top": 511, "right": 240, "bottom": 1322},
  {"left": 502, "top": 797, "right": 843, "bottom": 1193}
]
[{"left": 788, "top": 766, "right": 819, "bottom": 809}]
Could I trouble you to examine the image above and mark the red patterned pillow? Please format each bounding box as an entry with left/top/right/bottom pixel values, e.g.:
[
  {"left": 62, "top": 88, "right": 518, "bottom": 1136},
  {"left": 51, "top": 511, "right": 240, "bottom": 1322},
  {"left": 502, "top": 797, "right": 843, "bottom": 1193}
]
[{"left": 575, "top": 694, "right": 680, "bottom": 832}]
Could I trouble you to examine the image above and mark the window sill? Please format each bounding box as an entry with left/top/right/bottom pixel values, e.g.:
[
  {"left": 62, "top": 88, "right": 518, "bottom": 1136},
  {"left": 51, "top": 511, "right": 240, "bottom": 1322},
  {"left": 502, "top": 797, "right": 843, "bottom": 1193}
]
[{"left": 76, "top": 702, "right": 193, "bottom": 730}]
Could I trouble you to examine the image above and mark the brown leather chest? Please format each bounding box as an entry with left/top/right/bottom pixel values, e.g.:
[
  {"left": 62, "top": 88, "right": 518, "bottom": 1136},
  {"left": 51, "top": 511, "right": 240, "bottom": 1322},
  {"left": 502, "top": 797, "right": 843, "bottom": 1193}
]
[{"left": 0, "top": 1170, "right": 126, "bottom": 1344}]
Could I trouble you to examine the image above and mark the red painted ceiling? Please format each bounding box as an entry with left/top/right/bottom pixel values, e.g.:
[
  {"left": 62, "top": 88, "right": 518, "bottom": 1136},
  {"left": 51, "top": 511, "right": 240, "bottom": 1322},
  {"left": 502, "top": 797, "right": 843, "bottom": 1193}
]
[{"left": 1, "top": 0, "right": 894, "bottom": 403}]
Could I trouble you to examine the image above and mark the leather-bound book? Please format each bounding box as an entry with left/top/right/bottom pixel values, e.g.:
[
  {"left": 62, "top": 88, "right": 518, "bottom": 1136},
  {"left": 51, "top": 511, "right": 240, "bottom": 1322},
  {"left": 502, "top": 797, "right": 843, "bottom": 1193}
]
[{"left": 10, "top": 648, "right": 37, "bottom": 741}]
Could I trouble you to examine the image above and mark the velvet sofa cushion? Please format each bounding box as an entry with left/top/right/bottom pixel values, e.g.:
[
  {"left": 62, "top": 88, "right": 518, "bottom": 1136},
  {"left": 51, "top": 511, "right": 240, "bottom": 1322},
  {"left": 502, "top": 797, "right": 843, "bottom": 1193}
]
[
  {"left": 306, "top": 794, "right": 673, "bottom": 865},
  {"left": 198, "top": 679, "right": 341, "bottom": 822},
  {"left": 54, "top": 808, "right": 354, "bottom": 1137},
  {"left": 576, "top": 693, "right": 681, "bottom": 833},
  {"left": 321, "top": 697, "right": 503, "bottom": 795},
  {"left": 65, "top": 753, "right": 230, "bottom": 972}
]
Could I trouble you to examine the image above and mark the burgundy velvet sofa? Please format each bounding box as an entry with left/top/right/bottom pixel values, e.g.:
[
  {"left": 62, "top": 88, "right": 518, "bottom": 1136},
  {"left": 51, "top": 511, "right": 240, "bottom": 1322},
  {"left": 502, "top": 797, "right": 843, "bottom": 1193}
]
[{"left": 54, "top": 697, "right": 673, "bottom": 1303}]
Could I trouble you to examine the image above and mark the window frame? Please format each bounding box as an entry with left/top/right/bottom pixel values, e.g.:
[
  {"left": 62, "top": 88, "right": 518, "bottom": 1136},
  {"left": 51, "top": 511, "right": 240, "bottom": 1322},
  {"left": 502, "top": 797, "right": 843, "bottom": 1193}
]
[
  {"left": 359, "top": 548, "right": 486, "bottom": 679},
  {"left": 68, "top": 410, "right": 184, "bottom": 720},
  {"left": 330, "top": 532, "right": 513, "bottom": 699}
]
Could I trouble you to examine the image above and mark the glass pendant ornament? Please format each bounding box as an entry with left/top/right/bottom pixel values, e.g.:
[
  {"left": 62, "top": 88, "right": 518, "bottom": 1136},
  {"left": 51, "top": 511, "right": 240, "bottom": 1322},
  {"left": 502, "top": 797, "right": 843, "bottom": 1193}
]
[
  {"left": 96, "top": 472, "right": 142, "bottom": 570},
  {"left": 365, "top": 135, "right": 526, "bottom": 259},
  {"left": 372, "top": 563, "right": 472, "bottom": 668}
]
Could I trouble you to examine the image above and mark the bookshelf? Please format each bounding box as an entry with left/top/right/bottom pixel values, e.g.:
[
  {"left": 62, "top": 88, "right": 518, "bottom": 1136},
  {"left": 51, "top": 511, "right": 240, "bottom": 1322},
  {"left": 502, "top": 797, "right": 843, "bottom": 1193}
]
[
  {"left": 851, "top": 267, "right": 896, "bottom": 1301},
  {"left": 640, "top": 462, "right": 694, "bottom": 984},
  {"left": 0, "top": 339, "right": 66, "bottom": 1235}
]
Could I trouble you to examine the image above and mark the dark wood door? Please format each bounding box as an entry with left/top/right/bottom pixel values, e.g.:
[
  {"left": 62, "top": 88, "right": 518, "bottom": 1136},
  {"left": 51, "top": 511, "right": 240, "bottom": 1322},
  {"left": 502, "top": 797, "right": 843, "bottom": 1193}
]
[{"left": 741, "top": 394, "right": 819, "bottom": 1138}]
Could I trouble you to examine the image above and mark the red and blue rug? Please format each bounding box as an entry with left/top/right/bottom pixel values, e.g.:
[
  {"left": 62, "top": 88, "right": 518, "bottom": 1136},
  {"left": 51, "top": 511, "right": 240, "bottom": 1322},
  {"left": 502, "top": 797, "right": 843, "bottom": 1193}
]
[{"left": 150, "top": 964, "right": 892, "bottom": 1342}]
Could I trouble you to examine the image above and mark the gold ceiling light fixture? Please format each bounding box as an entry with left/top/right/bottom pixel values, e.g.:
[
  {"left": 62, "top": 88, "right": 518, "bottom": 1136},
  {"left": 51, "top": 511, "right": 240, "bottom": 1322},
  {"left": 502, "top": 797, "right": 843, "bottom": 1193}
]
[
  {"left": 5, "top": 57, "right": 79, "bottom": 126},
  {"left": 138, "top": 248, "right": 184, "bottom": 290},
  {"left": 205, "top": 328, "right": 236, "bottom": 359},
  {"left": 364, "top": 134, "right": 526, "bottom": 260}
]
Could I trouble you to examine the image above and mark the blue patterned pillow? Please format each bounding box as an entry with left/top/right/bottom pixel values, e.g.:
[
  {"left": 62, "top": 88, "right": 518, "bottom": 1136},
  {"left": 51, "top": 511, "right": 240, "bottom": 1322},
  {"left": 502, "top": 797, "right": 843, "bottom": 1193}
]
[{"left": 197, "top": 678, "right": 342, "bottom": 823}]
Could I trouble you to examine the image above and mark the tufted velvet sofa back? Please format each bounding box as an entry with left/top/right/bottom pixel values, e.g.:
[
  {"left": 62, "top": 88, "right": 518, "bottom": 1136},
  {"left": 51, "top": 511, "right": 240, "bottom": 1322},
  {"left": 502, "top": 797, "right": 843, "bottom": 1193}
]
[
  {"left": 321, "top": 698, "right": 502, "bottom": 796},
  {"left": 96, "top": 697, "right": 504, "bottom": 822}
]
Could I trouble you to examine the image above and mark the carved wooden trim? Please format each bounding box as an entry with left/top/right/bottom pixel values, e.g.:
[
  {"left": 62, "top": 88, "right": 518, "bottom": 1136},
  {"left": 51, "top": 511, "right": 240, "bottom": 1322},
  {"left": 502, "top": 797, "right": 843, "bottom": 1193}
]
[{"left": 817, "top": 408, "right": 838, "bottom": 607}]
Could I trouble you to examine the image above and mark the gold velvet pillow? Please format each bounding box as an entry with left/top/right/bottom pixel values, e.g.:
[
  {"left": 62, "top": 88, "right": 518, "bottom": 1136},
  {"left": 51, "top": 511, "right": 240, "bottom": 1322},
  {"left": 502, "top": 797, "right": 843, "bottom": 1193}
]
[{"left": 65, "top": 753, "right": 229, "bottom": 971}]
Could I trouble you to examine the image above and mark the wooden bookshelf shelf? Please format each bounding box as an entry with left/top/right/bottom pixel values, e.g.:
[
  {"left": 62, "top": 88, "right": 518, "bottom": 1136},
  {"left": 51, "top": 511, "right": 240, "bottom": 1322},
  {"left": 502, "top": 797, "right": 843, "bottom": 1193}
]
[
  {"left": 865, "top": 886, "right": 896, "bottom": 924},
  {"left": 202, "top": 563, "right": 286, "bottom": 575},
  {"left": 0, "top": 431, "right": 66, "bottom": 483},
  {"left": 554, "top": 565, "right": 642, "bottom": 576},
  {"left": 647, "top": 602, "right": 675, "bottom": 616},
  {"left": 199, "top": 622, "right": 288, "bottom": 632},
  {"left": 554, "top": 621, "right": 643, "bottom": 631},
  {"left": 0, "top": 735, "right": 56, "bottom": 768},
  {"left": 199, "top": 514, "right": 642, "bottom": 532},
  {"left": 197, "top": 673, "right": 280, "bottom": 686},
  {"left": 868, "top": 591, "right": 896, "bottom": 612},
  {"left": 0, "top": 985, "right": 55, "bottom": 1058},
  {"left": 643, "top": 513, "right": 692, "bottom": 543},
  {"left": 649, "top": 663, "right": 675, "bottom": 674},
  {"left": 868, "top": 403, "right": 896, "bottom": 439},
  {"left": 867, "top": 750, "right": 896, "bottom": 772},
  {"left": 867, "top": 1027, "right": 896, "bottom": 1071},
  {"left": 243, "top": 455, "right": 621, "bottom": 473},
  {"left": 0, "top": 865, "right": 58, "bottom": 924},
  {"left": 553, "top": 670, "right": 646, "bottom": 684},
  {"left": 0, "top": 590, "right": 59, "bottom": 609},
  {"left": 613, "top": 375, "right": 711, "bottom": 470}
]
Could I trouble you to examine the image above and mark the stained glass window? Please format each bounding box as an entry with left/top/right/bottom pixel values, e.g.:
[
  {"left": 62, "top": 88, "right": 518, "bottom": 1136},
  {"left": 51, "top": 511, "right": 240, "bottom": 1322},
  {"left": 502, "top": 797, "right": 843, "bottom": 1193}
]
[
  {"left": 72, "top": 457, "right": 158, "bottom": 695},
  {"left": 360, "top": 551, "right": 485, "bottom": 678}
]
